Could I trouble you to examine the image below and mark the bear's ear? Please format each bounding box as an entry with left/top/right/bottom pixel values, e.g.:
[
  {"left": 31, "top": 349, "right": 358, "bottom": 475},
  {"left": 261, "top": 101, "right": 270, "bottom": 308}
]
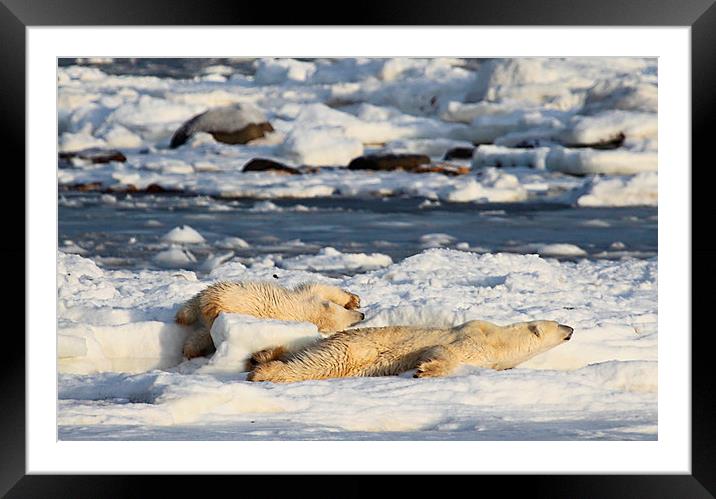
[{"left": 529, "top": 324, "right": 541, "bottom": 337}]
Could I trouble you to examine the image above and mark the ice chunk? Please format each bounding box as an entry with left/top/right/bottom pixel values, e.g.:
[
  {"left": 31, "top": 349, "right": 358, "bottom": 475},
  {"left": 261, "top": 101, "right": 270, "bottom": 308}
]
[{"left": 202, "top": 313, "right": 322, "bottom": 373}]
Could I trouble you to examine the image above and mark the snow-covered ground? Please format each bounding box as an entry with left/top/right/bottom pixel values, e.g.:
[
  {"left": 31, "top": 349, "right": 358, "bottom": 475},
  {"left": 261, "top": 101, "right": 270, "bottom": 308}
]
[
  {"left": 58, "top": 249, "right": 657, "bottom": 440},
  {"left": 58, "top": 57, "right": 657, "bottom": 207}
]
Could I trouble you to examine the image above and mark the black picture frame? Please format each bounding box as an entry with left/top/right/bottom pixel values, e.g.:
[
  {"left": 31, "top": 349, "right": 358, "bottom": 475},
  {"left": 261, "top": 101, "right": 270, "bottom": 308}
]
[{"left": 3, "top": 0, "right": 712, "bottom": 496}]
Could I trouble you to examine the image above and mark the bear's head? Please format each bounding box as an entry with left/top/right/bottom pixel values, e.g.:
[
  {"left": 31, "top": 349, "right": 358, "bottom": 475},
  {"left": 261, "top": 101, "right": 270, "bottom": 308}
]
[
  {"left": 459, "top": 319, "right": 573, "bottom": 369},
  {"left": 309, "top": 298, "right": 365, "bottom": 333}
]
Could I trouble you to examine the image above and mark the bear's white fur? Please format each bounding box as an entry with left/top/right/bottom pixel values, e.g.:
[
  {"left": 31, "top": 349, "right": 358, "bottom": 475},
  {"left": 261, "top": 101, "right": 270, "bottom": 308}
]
[
  {"left": 247, "top": 319, "right": 574, "bottom": 382},
  {"left": 175, "top": 281, "right": 363, "bottom": 359}
]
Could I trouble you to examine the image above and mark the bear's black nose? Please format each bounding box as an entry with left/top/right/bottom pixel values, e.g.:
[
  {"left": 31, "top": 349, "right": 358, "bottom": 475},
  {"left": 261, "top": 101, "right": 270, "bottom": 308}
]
[{"left": 359, "top": 312, "right": 365, "bottom": 320}]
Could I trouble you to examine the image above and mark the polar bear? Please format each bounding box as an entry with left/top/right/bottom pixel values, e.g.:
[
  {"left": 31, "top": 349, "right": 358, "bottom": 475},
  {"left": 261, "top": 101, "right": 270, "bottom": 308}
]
[
  {"left": 247, "top": 319, "right": 574, "bottom": 382},
  {"left": 175, "top": 281, "right": 363, "bottom": 359}
]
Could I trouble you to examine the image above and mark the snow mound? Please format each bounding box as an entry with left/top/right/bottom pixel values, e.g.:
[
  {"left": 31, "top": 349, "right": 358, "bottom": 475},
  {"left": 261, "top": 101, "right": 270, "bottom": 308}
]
[{"left": 161, "top": 225, "right": 206, "bottom": 244}]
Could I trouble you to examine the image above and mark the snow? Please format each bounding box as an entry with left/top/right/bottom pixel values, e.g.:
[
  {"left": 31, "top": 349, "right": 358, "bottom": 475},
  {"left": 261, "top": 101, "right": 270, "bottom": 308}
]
[
  {"left": 57, "top": 57, "right": 658, "bottom": 207},
  {"left": 57, "top": 248, "right": 657, "bottom": 440}
]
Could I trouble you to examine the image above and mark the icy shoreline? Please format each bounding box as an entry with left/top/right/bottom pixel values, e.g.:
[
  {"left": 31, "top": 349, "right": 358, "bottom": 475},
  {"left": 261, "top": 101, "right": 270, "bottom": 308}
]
[{"left": 57, "top": 248, "right": 657, "bottom": 440}]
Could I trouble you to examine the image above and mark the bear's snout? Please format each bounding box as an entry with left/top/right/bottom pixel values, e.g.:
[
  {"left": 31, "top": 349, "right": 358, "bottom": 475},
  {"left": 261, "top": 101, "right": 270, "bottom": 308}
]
[{"left": 560, "top": 324, "right": 574, "bottom": 340}]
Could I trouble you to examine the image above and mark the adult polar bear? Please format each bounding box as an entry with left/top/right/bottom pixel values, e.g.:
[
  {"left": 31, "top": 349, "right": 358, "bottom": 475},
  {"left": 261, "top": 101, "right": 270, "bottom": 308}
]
[
  {"left": 247, "top": 320, "right": 574, "bottom": 382},
  {"left": 176, "top": 281, "right": 364, "bottom": 359}
]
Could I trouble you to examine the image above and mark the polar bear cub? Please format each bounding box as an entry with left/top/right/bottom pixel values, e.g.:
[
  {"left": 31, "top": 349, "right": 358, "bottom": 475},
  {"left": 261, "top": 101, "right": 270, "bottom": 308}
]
[
  {"left": 247, "top": 320, "right": 574, "bottom": 382},
  {"left": 175, "top": 281, "right": 363, "bottom": 359}
]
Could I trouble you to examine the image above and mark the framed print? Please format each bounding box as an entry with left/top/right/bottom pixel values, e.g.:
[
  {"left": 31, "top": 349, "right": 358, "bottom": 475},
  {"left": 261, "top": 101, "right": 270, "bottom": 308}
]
[{"left": 4, "top": 0, "right": 714, "bottom": 496}]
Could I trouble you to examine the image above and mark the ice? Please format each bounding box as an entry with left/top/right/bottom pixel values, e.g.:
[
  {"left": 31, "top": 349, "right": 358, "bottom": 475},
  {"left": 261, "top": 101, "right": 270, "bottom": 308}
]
[{"left": 57, "top": 248, "right": 657, "bottom": 439}]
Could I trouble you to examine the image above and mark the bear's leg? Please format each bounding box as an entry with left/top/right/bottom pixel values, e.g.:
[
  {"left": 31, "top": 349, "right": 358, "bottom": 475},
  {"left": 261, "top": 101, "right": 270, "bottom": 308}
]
[
  {"left": 414, "top": 345, "right": 459, "bottom": 378},
  {"left": 182, "top": 328, "right": 216, "bottom": 359},
  {"left": 175, "top": 294, "right": 201, "bottom": 325},
  {"left": 296, "top": 283, "right": 361, "bottom": 310},
  {"left": 248, "top": 336, "right": 372, "bottom": 383},
  {"left": 246, "top": 345, "right": 289, "bottom": 371},
  {"left": 246, "top": 360, "right": 295, "bottom": 382}
]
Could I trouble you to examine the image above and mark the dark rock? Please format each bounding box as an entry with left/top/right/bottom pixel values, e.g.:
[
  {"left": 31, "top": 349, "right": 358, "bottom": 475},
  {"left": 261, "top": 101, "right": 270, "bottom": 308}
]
[
  {"left": 347, "top": 154, "right": 431, "bottom": 172},
  {"left": 63, "top": 182, "right": 104, "bottom": 192},
  {"left": 59, "top": 148, "right": 127, "bottom": 166},
  {"left": 210, "top": 123, "right": 274, "bottom": 145},
  {"left": 443, "top": 147, "right": 475, "bottom": 160},
  {"left": 243, "top": 158, "right": 301, "bottom": 175},
  {"left": 412, "top": 163, "right": 471, "bottom": 176},
  {"left": 169, "top": 104, "right": 273, "bottom": 148},
  {"left": 144, "top": 183, "right": 183, "bottom": 193},
  {"left": 564, "top": 132, "right": 626, "bottom": 150}
]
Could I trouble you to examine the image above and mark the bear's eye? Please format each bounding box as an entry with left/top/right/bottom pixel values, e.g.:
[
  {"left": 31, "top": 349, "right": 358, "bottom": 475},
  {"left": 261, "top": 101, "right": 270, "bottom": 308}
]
[{"left": 529, "top": 324, "right": 541, "bottom": 337}]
